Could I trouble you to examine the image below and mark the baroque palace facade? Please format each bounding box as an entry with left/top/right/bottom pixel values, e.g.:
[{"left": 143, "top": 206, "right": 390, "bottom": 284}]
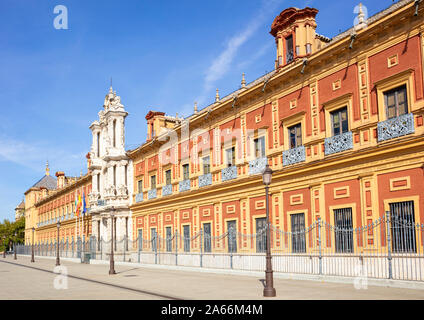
[
  {"left": 23, "top": 0, "right": 424, "bottom": 253},
  {"left": 128, "top": 1, "right": 424, "bottom": 253}
]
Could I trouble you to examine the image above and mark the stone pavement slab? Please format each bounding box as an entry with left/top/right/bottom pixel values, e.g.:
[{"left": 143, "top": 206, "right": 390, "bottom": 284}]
[{"left": 1, "top": 256, "right": 424, "bottom": 300}]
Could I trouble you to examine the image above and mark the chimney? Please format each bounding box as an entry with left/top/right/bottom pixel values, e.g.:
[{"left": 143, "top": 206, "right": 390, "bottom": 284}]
[{"left": 270, "top": 7, "right": 322, "bottom": 68}]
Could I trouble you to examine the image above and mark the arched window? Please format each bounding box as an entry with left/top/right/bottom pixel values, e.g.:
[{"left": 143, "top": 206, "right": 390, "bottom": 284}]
[
  {"left": 113, "top": 119, "right": 117, "bottom": 147},
  {"left": 97, "top": 132, "right": 100, "bottom": 157}
]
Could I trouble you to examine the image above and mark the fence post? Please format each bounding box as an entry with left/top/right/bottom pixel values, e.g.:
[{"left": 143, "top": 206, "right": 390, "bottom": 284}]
[
  {"left": 154, "top": 235, "right": 158, "bottom": 265},
  {"left": 175, "top": 230, "right": 178, "bottom": 266},
  {"left": 386, "top": 211, "right": 393, "bottom": 280},
  {"left": 100, "top": 237, "right": 103, "bottom": 261},
  {"left": 318, "top": 218, "right": 322, "bottom": 276},
  {"left": 200, "top": 229, "right": 203, "bottom": 268},
  {"left": 138, "top": 235, "right": 141, "bottom": 263},
  {"left": 229, "top": 227, "right": 233, "bottom": 270},
  {"left": 123, "top": 235, "right": 126, "bottom": 262}
]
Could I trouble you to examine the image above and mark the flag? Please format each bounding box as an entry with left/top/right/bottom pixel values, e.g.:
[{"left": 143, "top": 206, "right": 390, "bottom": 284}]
[
  {"left": 82, "top": 192, "right": 87, "bottom": 216},
  {"left": 74, "top": 197, "right": 77, "bottom": 217},
  {"left": 76, "top": 194, "right": 82, "bottom": 217}
]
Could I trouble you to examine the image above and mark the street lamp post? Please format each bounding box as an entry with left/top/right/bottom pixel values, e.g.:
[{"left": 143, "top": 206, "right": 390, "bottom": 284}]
[
  {"left": 56, "top": 220, "right": 61, "bottom": 266},
  {"left": 14, "top": 232, "right": 17, "bottom": 260},
  {"left": 262, "top": 164, "right": 276, "bottom": 297},
  {"left": 31, "top": 227, "right": 35, "bottom": 263},
  {"left": 109, "top": 207, "right": 116, "bottom": 275}
]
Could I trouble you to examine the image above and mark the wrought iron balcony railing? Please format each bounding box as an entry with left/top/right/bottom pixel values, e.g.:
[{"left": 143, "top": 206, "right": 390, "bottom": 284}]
[
  {"left": 148, "top": 189, "right": 157, "bottom": 200},
  {"left": 97, "top": 199, "right": 107, "bottom": 207},
  {"left": 283, "top": 146, "right": 306, "bottom": 166},
  {"left": 249, "top": 157, "right": 268, "bottom": 175},
  {"left": 325, "top": 131, "right": 353, "bottom": 156},
  {"left": 135, "top": 193, "right": 143, "bottom": 203},
  {"left": 199, "top": 173, "right": 212, "bottom": 187},
  {"left": 162, "top": 185, "right": 173, "bottom": 196},
  {"left": 377, "top": 113, "right": 415, "bottom": 142},
  {"left": 222, "top": 166, "right": 238, "bottom": 182},
  {"left": 286, "top": 51, "right": 294, "bottom": 64},
  {"left": 179, "top": 179, "right": 191, "bottom": 192}
]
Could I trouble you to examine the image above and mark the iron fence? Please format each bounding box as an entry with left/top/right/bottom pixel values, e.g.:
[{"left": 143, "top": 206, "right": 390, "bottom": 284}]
[{"left": 16, "top": 212, "right": 424, "bottom": 281}]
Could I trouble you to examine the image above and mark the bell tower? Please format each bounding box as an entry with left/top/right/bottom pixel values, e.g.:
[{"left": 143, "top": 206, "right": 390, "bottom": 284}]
[
  {"left": 271, "top": 7, "right": 324, "bottom": 68},
  {"left": 88, "top": 85, "right": 133, "bottom": 244}
]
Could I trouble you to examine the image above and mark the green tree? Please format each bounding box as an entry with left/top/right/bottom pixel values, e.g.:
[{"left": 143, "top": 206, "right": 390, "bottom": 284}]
[{"left": 0, "top": 218, "right": 25, "bottom": 252}]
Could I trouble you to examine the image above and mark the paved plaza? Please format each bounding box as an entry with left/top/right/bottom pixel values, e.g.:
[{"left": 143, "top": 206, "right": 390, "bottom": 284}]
[{"left": 1, "top": 256, "right": 424, "bottom": 300}]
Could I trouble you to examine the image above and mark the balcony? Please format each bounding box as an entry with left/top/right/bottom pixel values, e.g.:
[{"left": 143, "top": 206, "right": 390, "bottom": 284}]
[
  {"left": 283, "top": 146, "right": 306, "bottom": 166},
  {"left": 286, "top": 51, "right": 294, "bottom": 64},
  {"left": 199, "top": 173, "right": 212, "bottom": 188},
  {"left": 249, "top": 157, "right": 268, "bottom": 175},
  {"left": 135, "top": 193, "right": 143, "bottom": 203},
  {"left": 162, "top": 185, "right": 173, "bottom": 196},
  {"left": 148, "top": 189, "right": 157, "bottom": 200},
  {"left": 97, "top": 199, "right": 107, "bottom": 207},
  {"left": 179, "top": 180, "right": 191, "bottom": 192},
  {"left": 325, "top": 131, "right": 353, "bottom": 156},
  {"left": 377, "top": 113, "right": 415, "bottom": 142},
  {"left": 222, "top": 166, "right": 237, "bottom": 182}
]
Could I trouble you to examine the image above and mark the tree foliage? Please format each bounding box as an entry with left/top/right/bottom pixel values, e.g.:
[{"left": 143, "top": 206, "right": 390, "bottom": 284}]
[{"left": 0, "top": 218, "right": 25, "bottom": 252}]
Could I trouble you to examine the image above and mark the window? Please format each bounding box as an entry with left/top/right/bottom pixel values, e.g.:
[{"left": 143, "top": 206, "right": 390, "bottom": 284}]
[
  {"left": 183, "top": 225, "right": 190, "bottom": 252},
  {"left": 334, "top": 208, "right": 354, "bottom": 253},
  {"left": 390, "top": 201, "right": 416, "bottom": 253},
  {"left": 138, "top": 229, "right": 143, "bottom": 251},
  {"left": 166, "top": 227, "right": 172, "bottom": 252},
  {"left": 286, "top": 35, "right": 294, "bottom": 63},
  {"left": 183, "top": 164, "right": 190, "bottom": 180},
  {"left": 256, "top": 218, "right": 266, "bottom": 253},
  {"left": 331, "top": 107, "right": 349, "bottom": 136},
  {"left": 150, "top": 175, "right": 156, "bottom": 189},
  {"left": 165, "top": 170, "right": 172, "bottom": 185},
  {"left": 151, "top": 228, "right": 157, "bottom": 252},
  {"left": 203, "top": 156, "right": 210, "bottom": 174},
  {"left": 254, "top": 137, "right": 265, "bottom": 158},
  {"left": 113, "top": 119, "right": 116, "bottom": 147},
  {"left": 291, "top": 213, "right": 306, "bottom": 253},
  {"left": 203, "top": 223, "right": 211, "bottom": 253},
  {"left": 137, "top": 180, "right": 143, "bottom": 193},
  {"left": 288, "top": 124, "right": 302, "bottom": 149},
  {"left": 124, "top": 165, "right": 128, "bottom": 186},
  {"left": 227, "top": 221, "right": 237, "bottom": 253},
  {"left": 96, "top": 133, "right": 100, "bottom": 157},
  {"left": 384, "top": 85, "right": 408, "bottom": 119},
  {"left": 306, "top": 43, "right": 312, "bottom": 54},
  {"left": 226, "top": 147, "right": 236, "bottom": 167},
  {"left": 97, "top": 174, "right": 100, "bottom": 193},
  {"left": 113, "top": 166, "right": 116, "bottom": 187}
]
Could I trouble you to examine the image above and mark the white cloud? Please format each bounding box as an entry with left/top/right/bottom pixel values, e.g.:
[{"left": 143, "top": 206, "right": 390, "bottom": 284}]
[
  {"left": 0, "top": 135, "right": 86, "bottom": 175},
  {"left": 196, "top": 0, "right": 284, "bottom": 106}
]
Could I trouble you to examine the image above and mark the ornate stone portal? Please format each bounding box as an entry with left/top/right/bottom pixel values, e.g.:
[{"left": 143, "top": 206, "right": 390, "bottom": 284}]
[{"left": 88, "top": 87, "right": 133, "bottom": 244}]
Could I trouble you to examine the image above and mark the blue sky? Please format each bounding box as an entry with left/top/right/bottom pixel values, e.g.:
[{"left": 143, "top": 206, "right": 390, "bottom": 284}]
[{"left": 0, "top": 0, "right": 395, "bottom": 221}]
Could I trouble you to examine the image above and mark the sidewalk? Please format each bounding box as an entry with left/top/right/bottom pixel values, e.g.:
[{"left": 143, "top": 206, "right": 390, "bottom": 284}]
[{"left": 1, "top": 255, "right": 424, "bottom": 300}]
